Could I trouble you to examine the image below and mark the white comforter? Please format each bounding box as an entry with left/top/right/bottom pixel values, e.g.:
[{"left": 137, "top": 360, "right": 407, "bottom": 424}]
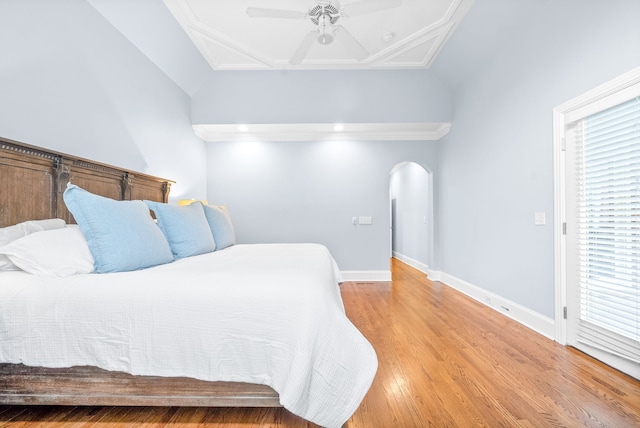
[{"left": 0, "top": 243, "right": 377, "bottom": 427}]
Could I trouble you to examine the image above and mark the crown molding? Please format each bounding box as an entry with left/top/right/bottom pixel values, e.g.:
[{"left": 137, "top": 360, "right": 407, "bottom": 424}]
[
  {"left": 163, "top": 0, "right": 474, "bottom": 71},
  {"left": 193, "top": 122, "right": 451, "bottom": 142}
]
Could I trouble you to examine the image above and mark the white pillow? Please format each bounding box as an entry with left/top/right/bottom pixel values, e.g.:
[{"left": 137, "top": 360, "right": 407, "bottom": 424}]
[
  {"left": 0, "top": 218, "right": 67, "bottom": 270},
  {"left": 0, "top": 226, "right": 94, "bottom": 277}
]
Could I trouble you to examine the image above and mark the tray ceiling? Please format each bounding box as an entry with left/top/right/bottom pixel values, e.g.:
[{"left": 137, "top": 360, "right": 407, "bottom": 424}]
[{"left": 163, "top": 0, "right": 474, "bottom": 70}]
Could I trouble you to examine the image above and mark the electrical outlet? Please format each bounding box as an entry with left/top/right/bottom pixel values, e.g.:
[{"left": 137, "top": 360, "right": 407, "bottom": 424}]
[{"left": 359, "top": 216, "right": 372, "bottom": 225}]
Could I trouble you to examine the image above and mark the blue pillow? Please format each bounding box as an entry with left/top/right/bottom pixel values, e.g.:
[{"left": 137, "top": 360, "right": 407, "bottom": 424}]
[
  {"left": 63, "top": 184, "right": 173, "bottom": 273},
  {"left": 199, "top": 202, "right": 236, "bottom": 250},
  {"left": 144, "top": 200, "right": 215, "bottom": 259}
]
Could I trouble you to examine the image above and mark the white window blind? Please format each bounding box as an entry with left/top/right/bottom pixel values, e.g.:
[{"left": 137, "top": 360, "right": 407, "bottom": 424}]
[{"left": 573, "top": 95, "right": 639, "bottom": 364}]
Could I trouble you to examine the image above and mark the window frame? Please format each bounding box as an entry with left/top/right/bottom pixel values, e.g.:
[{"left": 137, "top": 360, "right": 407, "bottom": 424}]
[{"left": 553, "top": 66, "right": 640, "bottom": 346}]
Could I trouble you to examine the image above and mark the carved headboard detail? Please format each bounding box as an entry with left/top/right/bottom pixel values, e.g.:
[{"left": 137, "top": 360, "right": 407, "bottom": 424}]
[{"left": 0, "top": 137, "right": 174, "bottom": 227}]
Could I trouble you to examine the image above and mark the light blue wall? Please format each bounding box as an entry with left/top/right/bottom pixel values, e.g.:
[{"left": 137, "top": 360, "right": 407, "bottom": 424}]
[
  {"left": 192, "top": 70, "right": 452, "bottom": 124},
  {"left": 0, "top": 0, "right": 208, "bottom": 201},
  {"left": 86, "top": 0, "right": 211, "bottom": 97},
  {"left": 4, "top": 0, "right": 636, "bottom": 321},
  {"left": 436, "top": 0, "right": 640, "bottom": 318},
  {"left": 199, "top": 69, "right": 451, "bottom": 272},
  {"left": 206, "top": 140, "right": 438, "bottom": 271}
]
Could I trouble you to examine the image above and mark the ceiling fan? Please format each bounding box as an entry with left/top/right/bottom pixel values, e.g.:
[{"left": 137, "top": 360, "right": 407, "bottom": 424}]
[{"left": 246, "top": 0, "right": 402, "bottom": 65}]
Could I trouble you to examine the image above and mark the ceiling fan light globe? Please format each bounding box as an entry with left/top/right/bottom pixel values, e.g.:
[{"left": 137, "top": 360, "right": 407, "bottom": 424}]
[{"left": 318, "top": 33, "right": 334, "bottom": 45}]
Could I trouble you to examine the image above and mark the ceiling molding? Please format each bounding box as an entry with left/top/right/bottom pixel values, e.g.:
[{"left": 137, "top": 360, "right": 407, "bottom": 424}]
[
  {"left": 163, "top": 0, "right": 475, "bottom": 71},
  {"left": 369, "top": 23, "right": 451, "bottom": 68},
  {"left": 190, "top": 25, "right": 274, "bottom": 70},
  {"left": 193, "top": 122, "right": 452, "bottom": 142}
]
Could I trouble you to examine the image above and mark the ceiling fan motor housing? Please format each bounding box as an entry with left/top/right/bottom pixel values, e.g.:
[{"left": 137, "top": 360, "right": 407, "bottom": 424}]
[
  {"left": 309, "top": 2, "right": 340, "bottom": 25},
  {"left": 310, "top": 1, "right": 340, "bottom": 45}
]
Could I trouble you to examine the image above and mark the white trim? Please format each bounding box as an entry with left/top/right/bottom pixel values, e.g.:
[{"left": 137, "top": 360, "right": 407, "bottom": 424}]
[
  {"left": 193, "top": 122, "right": 451, "bottom": 142},
  {"left": 341, "top": 270, "right": 392, "bottom": 282},
  {"left": 560, "top": 67, "right": 640, "bottom": 122},
  {"left": 432, "top": 271, "right": 556, "bottom": 340},
  {"left": 347, "top": 263, "right": 556, "bottom": 339},
  {"left": 426, "top": 269, "right": 442, "bottom": 282},
  {"left": 552, "top": 107, "right": 568, "bottom": 345},
  {"left": 552, "top": 66, "right": 640, "bottom": 345},
  {"left": 392, "top": 252, "right": 429, "bottom": 274},
  {"left": 163, "top": 0, "right": 474, "bottom": 71}
]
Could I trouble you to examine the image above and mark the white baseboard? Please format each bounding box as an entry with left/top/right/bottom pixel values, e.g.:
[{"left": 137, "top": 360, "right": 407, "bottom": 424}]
[
  {"left": 428, "top": 270, "right": 556, "bottom": 340},
  {"left": 341, "top": 270, "right": 392, "bottom": 282},
  {"left": 341, "top": 264, "right": 556, "bottom": 341},
  {"left": 392, "top": 252, "right": 429, "bottom": 274},
  {"left": 426, "top": 269, "right": 442, "bottom": 281}
]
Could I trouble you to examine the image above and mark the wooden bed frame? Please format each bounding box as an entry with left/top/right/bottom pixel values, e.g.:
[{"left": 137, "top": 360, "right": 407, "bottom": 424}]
[{"left": 0, "top": 137, "right": 280, "bottom": 408}]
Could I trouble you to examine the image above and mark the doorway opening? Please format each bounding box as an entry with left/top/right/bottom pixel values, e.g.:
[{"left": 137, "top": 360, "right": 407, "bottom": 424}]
[{"left": 389, "top": 162, "right": 434, "bottom": 273}]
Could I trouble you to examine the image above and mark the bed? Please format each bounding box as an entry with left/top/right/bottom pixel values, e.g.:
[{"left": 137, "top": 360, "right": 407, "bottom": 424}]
[{"left": 0, "top": 138, "right": 378, "bottom": 428}]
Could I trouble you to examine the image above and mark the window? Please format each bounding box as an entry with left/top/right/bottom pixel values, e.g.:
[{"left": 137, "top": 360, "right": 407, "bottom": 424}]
[
  {"left": 574, "top": 96, "right": 639, "bottom": 363},
  {"left": 554, "top": 67, "right": 640, "bottom": 379}
]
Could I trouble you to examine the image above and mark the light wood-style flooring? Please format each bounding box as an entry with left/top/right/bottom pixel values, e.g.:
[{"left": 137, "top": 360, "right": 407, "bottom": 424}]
[{"left": 1, "top": 258, "right": 639, "bottom": 427}]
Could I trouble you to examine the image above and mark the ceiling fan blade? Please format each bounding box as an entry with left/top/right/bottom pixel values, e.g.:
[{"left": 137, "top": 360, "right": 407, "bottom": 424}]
[
  {"left": 334, "top": 26, "right": 369, "bottom": 61},
  {"left": 290, "top": 31, "right": 318, "bottom": 65},
  {"left": 341, "top": 0, "right": 402, "bottom": 17},
  {"left": 246, "top": 7, "right": 306, "bottom": 19}
]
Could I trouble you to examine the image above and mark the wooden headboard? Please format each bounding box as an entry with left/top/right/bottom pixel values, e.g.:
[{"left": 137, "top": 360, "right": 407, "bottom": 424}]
[{"left": 0, "top": 137, "right": 174, "bottom": 227}]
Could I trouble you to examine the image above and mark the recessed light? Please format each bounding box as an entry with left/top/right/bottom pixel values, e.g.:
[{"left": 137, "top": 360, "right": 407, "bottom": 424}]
[
  {"left": 237, "top": 125, "right": 249, "bottom": 132},
  {"left": 334, "top": 124, "right": 344, "bottom": 132}
]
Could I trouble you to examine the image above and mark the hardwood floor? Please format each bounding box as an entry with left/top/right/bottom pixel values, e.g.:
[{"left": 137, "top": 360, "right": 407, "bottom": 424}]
[{"left": 1, "top": 258, "right": 639, "bottom": 427}]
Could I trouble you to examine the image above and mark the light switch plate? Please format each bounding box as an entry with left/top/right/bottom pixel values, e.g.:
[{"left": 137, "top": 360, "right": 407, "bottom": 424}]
[{"left": 534, "top": 212, "right": 546, "bottom": 225}]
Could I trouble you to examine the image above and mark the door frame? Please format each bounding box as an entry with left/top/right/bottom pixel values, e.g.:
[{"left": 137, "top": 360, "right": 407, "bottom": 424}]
[
  {"left": 389, "top": 162, "right": 434, "bottom": 273},
  {"left": 553, "top": 66, "right": 640, "bottom": 344}
]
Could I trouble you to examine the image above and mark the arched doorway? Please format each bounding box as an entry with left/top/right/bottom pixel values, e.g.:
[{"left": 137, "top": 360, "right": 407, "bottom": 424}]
[{"left": 389, "top": 162, "right": 433, "bottom": 273}]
